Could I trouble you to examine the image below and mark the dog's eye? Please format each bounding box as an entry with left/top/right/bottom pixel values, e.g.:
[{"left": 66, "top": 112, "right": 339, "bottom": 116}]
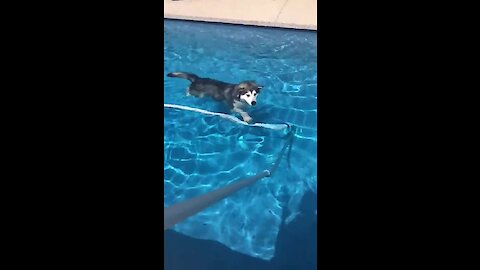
[
  {"left": 246, "top": 94, "right": 251, "bottom": 97},
  {"left": 253, "top": 93, "right": 257, "bottom": 96}
]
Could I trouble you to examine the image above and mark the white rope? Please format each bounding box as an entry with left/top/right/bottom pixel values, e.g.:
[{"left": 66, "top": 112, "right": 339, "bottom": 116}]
[{"left": 164, "top": 104, "right": 289, "bottom": 130}]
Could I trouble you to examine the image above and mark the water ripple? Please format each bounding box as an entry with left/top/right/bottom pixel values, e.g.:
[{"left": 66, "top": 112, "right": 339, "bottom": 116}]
[{"left": 164, "top": 20, "right": 316, "bottom": 260}]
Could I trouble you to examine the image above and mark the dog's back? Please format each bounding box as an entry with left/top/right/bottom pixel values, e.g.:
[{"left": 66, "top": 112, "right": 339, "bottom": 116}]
[
  {"left": 167, "top": 72, "right": 234, "bottom": 102},
  {"left": 167, "top": 72, "right": 199, "bottom": 82}
]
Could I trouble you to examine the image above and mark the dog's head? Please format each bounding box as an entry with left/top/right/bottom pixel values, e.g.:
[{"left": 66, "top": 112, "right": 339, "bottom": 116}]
[{"left": 235, "top": 81, "right": 263, "bottom": 106}]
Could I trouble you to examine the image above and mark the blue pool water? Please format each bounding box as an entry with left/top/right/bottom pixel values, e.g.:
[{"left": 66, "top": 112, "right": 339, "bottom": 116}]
[{"left": 164, "top": 20, "right": 317, "bottom": 260}]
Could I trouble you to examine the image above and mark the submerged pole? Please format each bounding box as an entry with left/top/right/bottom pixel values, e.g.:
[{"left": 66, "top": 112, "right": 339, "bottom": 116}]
[
  {"left": 164, "top": 129, "right": 294, "bottom": 231},
  {"left": 164, "top": 170, "right": 270, "bottom": 230}
]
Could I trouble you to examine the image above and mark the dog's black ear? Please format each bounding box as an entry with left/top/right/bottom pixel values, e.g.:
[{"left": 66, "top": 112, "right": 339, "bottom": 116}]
[
  {"left": 256, "top": 86, "right": 263, "bottom": 93},
  {"left": 236, "top": 87, "right": 246, "bottom": 98}
]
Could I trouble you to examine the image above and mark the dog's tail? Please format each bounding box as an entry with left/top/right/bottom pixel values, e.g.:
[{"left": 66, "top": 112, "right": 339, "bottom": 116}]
[{"left": 167, "top": 72, "right": 199, "bottom": 82}]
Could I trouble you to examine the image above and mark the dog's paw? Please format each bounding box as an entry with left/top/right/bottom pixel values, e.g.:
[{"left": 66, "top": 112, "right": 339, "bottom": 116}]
[{"left": 243, "top": 116, "right": 253, "bottom": 123}]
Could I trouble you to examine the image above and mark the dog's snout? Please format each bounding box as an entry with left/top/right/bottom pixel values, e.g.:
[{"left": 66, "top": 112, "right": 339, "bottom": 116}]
[{"left": 251, "top": 101, "right": 256, "bottom": 106}]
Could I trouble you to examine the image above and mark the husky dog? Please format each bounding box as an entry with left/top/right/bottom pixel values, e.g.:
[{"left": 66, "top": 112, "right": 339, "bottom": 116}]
[{"left": 167, "top": 72, "right": 263, "bottom": 123}]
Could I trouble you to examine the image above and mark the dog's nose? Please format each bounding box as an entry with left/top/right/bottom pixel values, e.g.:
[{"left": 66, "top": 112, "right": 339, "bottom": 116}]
[{"left": 251, "top": 101, "right": 256, "bottom": 106}]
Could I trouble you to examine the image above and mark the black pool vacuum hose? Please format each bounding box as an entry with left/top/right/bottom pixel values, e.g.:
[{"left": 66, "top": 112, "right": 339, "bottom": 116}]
[{"left": 164, "top": 125, "right": 295, "bottom": 231}]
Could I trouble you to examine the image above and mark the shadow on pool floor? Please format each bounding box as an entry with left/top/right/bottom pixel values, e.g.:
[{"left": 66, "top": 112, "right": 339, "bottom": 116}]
[{"left": 164, "top": 191, "right": 317, "bottom": 270}]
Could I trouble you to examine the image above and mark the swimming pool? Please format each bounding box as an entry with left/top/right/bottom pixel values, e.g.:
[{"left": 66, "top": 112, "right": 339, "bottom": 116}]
[{"left": 164, "top": 19, "right": 317, "bottom": 260}]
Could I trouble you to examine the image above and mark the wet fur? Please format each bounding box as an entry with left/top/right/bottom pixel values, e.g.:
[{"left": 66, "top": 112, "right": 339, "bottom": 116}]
[{"left": 167, "top": 72, "right": 262, "bottom": 123}]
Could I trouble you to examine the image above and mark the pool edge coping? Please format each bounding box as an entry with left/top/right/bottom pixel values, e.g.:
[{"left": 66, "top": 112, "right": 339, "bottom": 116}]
[{"left": 164, "top": 14, "right": 317, "bottom": 31}]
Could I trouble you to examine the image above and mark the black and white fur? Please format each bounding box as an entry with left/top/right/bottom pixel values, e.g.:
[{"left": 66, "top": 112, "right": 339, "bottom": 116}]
[{"left": 167, "top": 72, "right": 263, "bottom": 123}]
